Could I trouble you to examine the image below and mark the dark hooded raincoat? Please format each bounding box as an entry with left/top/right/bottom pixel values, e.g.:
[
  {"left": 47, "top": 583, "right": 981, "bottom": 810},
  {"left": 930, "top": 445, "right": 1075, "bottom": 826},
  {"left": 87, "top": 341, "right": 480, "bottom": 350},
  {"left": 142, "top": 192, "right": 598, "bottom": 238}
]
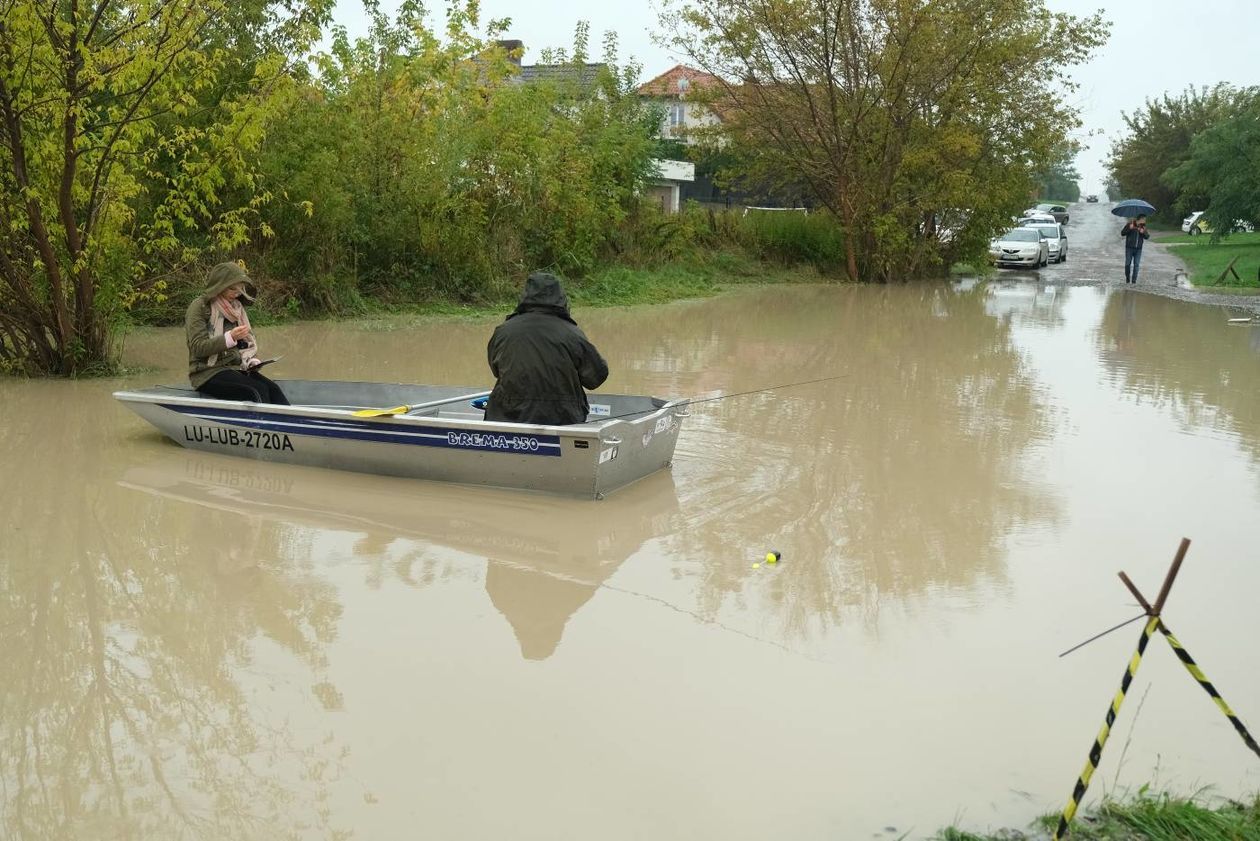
[{"left": 485, "top": 273, "right": 609, "bottom": 425}]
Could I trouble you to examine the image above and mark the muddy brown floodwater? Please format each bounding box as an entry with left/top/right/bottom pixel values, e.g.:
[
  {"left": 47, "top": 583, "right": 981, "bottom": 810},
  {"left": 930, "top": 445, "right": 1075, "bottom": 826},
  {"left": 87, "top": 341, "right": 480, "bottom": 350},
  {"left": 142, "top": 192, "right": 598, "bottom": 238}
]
[{"left": 4, "top": 212, "right": 1260, "bottom": 839}]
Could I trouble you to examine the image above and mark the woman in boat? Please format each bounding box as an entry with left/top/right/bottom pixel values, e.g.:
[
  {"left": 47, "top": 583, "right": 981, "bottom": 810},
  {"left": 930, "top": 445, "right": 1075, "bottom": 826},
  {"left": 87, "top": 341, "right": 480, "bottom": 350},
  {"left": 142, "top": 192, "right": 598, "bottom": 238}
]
[
  {"left": 485, "top": 272, "right": 608, "bottom": 425},
  {"left": 185, "top": 262, "right": 289, "bottom": 404}
]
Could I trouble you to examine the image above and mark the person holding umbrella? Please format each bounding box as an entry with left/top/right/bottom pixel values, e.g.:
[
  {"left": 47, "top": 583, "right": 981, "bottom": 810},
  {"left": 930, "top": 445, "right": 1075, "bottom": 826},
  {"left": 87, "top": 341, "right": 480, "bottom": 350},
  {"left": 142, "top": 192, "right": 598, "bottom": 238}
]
[
  {"left": 1112, "top": 199, "right": 1155, "bottom": 284},
  {"left": 1120, "top": 215, "right": 1151, "bottom": 284}
]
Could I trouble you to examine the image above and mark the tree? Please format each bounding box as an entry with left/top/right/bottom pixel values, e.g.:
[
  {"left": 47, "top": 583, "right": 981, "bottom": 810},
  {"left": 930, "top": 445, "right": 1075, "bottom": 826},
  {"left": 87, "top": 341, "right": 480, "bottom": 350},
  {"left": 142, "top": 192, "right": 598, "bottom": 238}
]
[
  {"left": 254, "top": 12, "right": 659, "bottom": 308},
  {"left": 0, "top": 0, "right": 329, "bottom": 375},
  {"left": 1106, "top": 85, "right": 1248, "bottom": 220},
  {"left": 658, "top": 0, "right": 1108, "bottom": 281},
  {"left": 1036, "top": 143, "right": 1082, "bottom": 203},
  {"left": 1104, "top": 176, "right": 1122, "bottom": 202},
  {"left": 1163, "top": 93, "right": 1260, "bottom": 238}
]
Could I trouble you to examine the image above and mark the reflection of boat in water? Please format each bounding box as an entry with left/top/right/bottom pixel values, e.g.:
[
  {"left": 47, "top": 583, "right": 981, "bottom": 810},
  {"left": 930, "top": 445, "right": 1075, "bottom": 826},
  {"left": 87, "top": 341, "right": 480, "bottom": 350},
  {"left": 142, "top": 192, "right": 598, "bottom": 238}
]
[
  {"left": 113, "top": 380, "right": 686, "bottom": 498},
  {"left": 118, "top": 449, "right": 682, "bottom": 660}
]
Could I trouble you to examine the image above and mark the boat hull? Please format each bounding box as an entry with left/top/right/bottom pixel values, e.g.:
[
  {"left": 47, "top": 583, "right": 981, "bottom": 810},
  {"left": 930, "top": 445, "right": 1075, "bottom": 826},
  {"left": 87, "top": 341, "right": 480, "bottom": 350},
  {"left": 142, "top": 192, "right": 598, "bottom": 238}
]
[{"left": 113, "top": 380, "right": 686, "bottom": 498}]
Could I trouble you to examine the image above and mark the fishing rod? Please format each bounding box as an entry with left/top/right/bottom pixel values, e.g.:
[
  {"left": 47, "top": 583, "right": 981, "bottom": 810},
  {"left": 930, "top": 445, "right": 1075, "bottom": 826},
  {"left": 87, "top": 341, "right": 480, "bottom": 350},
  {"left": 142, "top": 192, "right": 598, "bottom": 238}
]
[
  {"left": 598, "top": 373, "right": 850, "bottom": 423},
  {"left": 1058, "top": 612, "right": 1148, "bottom": 658}
]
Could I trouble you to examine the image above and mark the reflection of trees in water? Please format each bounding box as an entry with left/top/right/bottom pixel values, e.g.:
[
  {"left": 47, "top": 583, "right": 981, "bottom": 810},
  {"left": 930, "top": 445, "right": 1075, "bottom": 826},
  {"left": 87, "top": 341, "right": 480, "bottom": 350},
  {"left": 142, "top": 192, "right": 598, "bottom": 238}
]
[
  {"left": 606, "top": 285, "right": 1060, "bottom": 638},
  {"left": 1097, "top": 290, "right": 1260, "bottom": 458},
  {"left": 0, "top": 404, "right": 350, "bottom": 839}
]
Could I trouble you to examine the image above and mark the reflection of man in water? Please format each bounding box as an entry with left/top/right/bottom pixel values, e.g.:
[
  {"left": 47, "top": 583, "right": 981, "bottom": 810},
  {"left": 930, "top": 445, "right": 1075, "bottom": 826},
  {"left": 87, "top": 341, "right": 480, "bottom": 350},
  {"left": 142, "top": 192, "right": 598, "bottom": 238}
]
[
  {"left": 485, "top": 272, "right": 609, "bottom": 425},
  {"left": 484, "top": 561, "right": 601, "bottom": 661}
]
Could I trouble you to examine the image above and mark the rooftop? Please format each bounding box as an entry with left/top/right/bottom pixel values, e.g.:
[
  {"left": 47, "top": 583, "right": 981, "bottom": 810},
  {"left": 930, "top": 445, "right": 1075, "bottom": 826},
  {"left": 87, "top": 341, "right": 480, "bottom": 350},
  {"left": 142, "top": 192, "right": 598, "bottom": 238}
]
[
  {"left": 636, "top": 64, "right": 723, "bottom": 98},
  {"left": 517, "top": 63, "right": 607, "bottom": 87}
]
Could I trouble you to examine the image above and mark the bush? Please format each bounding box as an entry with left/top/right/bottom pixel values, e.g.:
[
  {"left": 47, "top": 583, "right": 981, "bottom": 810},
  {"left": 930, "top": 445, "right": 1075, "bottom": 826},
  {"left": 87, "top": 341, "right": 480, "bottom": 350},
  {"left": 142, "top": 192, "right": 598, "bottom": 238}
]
[
  {"left": 739, "top": 209, "right": 847, "bottom": 269},
  {"left": 237, "top": 17, "right": 659, "bottom": 312}
]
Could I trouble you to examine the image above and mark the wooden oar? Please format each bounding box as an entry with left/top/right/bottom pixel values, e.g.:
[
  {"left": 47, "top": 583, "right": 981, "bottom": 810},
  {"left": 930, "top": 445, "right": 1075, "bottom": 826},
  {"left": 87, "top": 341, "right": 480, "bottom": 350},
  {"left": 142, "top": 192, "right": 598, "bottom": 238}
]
[{"left": 352, "top": 390, "right": 491, "bottom": 418}]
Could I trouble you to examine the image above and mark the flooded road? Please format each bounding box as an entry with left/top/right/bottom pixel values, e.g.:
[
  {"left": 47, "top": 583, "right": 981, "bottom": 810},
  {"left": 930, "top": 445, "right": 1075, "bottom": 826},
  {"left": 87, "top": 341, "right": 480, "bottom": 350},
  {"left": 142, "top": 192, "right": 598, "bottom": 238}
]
[{"left": 5, "top": 244, "right": 1260, "bottom": 837}]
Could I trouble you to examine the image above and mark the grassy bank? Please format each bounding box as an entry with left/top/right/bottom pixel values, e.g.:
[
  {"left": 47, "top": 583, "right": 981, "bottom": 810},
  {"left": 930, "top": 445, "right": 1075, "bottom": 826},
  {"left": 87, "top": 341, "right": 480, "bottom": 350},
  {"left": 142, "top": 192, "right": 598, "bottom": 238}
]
[
  {"left": 1165, "top": 232, "right": 1260, "bottom": 288},
  {"left": 935, "top": 792, "right": 1260, "bottom": 840},
  {"left": 570, "top": 251, "right": 824, "bottom": 306},
  {"left": 228, "top": 249, "right": 827, "bottom": 328},
  {"left": 123, "top": 207, "right": 853, "bottom": 330}
]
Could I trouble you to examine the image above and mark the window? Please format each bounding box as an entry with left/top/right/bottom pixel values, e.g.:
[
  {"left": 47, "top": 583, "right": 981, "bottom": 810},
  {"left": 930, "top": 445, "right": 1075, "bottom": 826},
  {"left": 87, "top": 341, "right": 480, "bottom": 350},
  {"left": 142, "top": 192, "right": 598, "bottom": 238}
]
[
  {"left": 1004, "top": 229, "right": 1040, "bottom": 242},
  {"left": 677, "top": 77, "right": 690, "bottom": 92},
  {"left": 669, "top": 103, "right": 685, "bottom": 127}
]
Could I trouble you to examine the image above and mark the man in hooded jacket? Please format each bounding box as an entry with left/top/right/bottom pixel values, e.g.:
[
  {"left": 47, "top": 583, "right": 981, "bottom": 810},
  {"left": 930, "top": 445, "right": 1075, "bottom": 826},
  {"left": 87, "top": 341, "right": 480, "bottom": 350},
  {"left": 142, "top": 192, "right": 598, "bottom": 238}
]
[{"left": 485, "top": 273, "right": 609, "bottom": 425}]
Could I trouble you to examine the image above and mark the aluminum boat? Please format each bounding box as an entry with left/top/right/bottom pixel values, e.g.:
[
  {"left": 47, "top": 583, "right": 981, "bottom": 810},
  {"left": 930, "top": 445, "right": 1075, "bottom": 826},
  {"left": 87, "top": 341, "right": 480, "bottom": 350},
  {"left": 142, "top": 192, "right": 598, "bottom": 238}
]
[{"left": 113, "top": 379, "right": 688, "bottom": 498}]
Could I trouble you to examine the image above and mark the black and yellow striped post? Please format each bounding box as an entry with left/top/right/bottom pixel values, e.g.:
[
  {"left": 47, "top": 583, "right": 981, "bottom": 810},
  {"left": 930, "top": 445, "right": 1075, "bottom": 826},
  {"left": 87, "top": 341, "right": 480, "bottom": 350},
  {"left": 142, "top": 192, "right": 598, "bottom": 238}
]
[
  {"left": 1055, "top": 538, "right": 1259, "bottom": 838},
  {"left": 1053, "top": 539, "right": 1190, "bottom": 840},
  {"left": 1120, "top": 544, "right": 1260, "bottom": 761},
  {"left": 1052, "top": 615, "right": 1161, "bottom": 841},
  {"left": 1157, "top": 622, "right": 1260, "bottom": 760}
]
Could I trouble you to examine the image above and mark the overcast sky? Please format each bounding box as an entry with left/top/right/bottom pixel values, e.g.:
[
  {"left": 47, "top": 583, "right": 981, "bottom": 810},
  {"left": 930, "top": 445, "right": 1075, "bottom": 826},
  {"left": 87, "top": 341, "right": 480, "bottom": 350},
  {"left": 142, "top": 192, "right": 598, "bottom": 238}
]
[{"left": 327, "top": 0, "right": 1260, "bottom": 196}]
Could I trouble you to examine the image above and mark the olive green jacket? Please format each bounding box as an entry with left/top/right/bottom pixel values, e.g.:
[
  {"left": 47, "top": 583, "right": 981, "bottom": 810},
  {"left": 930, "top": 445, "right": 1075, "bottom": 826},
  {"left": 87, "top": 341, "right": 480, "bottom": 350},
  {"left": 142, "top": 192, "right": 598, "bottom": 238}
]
[{"left": 185, "top": 263, "right": 257, "bottom": 389}]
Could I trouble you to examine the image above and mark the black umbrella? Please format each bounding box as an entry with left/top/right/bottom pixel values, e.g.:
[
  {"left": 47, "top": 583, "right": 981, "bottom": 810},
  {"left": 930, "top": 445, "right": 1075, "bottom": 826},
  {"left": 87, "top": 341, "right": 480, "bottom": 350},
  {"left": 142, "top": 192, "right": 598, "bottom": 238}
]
[{"left": 1111, "top": 199, "right": 1156, "bottom": 218}]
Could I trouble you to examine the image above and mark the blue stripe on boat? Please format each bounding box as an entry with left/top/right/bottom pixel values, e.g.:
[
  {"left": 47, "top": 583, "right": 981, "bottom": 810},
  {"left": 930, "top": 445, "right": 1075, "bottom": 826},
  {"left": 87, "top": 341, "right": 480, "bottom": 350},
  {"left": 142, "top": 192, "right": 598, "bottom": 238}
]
[{"left": 160, "top": 403, "right": 563, "bottom": 456}]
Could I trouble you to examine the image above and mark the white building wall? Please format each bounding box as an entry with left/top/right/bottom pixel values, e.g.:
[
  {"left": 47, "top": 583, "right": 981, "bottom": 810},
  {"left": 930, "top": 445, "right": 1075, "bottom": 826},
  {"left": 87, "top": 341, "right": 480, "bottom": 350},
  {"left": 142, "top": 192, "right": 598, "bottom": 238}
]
[{"left": 645, "top": 159, "right": 694, "bottom": 214}]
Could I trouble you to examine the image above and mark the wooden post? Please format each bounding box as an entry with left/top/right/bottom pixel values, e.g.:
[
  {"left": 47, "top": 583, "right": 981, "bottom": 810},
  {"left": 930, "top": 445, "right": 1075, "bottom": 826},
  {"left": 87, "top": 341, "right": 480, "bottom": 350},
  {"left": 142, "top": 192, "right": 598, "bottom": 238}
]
[
  {"left": 1152, "top": 538, "right": 1191, "bottom": 615},
  {"left": 1118, "top": 571, "right": 1154, "bottom": 614},
  {"left": 1117, "top": 538, "right": 1189, "bottom": 616},
  {"left": 1215, "top": 256, "right": 1241, "bottom": 285}
]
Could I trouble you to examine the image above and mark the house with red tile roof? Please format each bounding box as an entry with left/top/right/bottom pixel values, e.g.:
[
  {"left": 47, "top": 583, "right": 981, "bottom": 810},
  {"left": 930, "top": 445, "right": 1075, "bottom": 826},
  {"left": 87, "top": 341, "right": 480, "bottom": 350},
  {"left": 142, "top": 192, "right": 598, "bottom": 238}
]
[{"left": 636, "top": 64, "right": 724, "bottom": 144}]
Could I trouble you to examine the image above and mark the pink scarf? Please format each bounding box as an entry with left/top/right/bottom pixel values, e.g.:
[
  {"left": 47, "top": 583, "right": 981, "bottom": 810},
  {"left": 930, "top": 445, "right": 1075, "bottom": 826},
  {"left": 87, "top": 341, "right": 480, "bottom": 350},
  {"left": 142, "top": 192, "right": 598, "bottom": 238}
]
[{"left": 208, "top": 294, "right": 258, "bottom": 369}]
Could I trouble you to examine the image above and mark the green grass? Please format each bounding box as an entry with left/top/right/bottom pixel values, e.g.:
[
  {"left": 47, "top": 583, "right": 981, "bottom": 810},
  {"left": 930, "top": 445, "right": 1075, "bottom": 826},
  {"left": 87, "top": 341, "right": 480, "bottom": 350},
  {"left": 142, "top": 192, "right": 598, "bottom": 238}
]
[
  {"left": 933, "top": 792, "right": 1260, "bottom": 840},
  {"left": 739, "top": 210, "right": 848, "bottom": 269},
  {"left": 570, "top": 263, "right": 723, "bottom": 306},
  {"left": 1166, "top": 232, "right": 1260, "bottom": 288},
  {"left": 1157, "top": 231, "right": 1260, "bottom": 245},
  {"left": 570, "top": 250, "right": 821, "bottom": 307},
  {"left": 207, "top": 251, "right": 826, "bottom": 335}
]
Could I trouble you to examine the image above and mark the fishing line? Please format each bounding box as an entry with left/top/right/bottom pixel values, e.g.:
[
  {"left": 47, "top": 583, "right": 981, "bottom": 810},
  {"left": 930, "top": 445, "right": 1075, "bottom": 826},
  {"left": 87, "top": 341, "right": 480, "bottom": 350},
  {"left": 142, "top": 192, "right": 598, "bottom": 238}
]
[
  {"left": 599, "top": 373, "right": 850, "bottom": 423},
  {"left": 1058, "top": 612, "right": 1148, "bottom": 658}
]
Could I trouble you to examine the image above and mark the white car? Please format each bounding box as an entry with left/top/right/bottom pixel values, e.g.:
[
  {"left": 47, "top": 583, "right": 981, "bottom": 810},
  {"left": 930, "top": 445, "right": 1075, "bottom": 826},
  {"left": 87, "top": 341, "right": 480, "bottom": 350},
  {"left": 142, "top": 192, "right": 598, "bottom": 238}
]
[
  {"left": 1181, "top": 211, "right": 1255, "bottom": 236},
  {"left": 1020, "top": 220, "right": 1068, "bottom": 263},
  {"left": 990, "top": 227, "right": 1049, "bottom": 268},
  {"left": 1017, "top": 213, "right": 1057, "bottom": 227},
  {"left": 1022, "top": 203, "right": 1069, "bottom": 224}
]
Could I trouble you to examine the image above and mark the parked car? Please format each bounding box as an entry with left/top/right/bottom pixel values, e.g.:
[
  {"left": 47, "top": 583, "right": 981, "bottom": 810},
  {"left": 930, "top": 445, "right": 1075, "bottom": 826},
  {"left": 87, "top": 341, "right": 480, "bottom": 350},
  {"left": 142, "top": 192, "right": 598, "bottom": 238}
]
[
  {"left": 920, "top": 208, "right": 970, "bottom": 244},
  {"left": 1017, "top": 213, "right": 1057, "bottom": 227},
  {"left": 1020, "top": 220, "right": 1068, "bottom": 263},
  {"left": 1181, "top": 210, "right": 1255, "bottom": 236},
  {"left": 1024, "top": 203, "right": 1069, "bottom": 224},
  {"left": 990, "top": 227, "right": 1049, "bottom": 268},
  {"left": 1085, "top": 194, "right": 1099, "bottom": 203}
]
